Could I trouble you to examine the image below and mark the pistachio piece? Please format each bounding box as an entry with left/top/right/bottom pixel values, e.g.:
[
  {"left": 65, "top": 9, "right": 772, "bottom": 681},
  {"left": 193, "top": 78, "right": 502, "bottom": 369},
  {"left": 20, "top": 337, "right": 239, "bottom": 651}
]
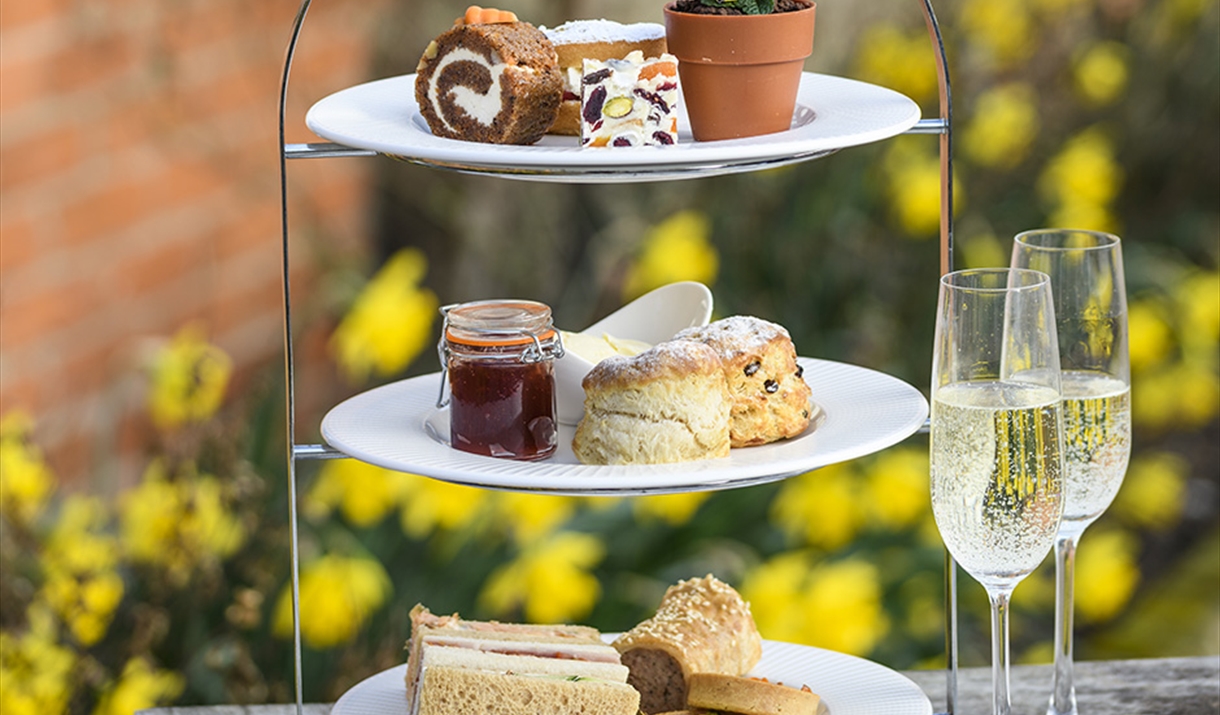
[{"left": 602, "top": 96, "right": 634, "bottom": 118}]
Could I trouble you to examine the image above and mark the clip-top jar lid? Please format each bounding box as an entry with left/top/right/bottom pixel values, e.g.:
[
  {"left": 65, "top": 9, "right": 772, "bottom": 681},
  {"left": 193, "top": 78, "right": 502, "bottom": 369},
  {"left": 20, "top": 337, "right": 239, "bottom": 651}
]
[{"left": 443, "top": 299, "right": 557, "bottom": 347}]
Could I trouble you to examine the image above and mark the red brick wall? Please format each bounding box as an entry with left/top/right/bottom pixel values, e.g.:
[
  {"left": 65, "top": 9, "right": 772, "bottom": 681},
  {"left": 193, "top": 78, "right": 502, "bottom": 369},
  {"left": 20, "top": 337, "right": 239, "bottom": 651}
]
[{"left": 1, "top": 0, "right": 386, "bottom": 486}]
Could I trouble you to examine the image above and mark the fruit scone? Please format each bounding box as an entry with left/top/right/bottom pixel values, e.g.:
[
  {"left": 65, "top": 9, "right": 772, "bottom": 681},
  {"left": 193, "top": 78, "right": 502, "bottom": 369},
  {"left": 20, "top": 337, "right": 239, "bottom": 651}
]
[{"left": 674, "top": 316, "right": 813, "bottom": 447}]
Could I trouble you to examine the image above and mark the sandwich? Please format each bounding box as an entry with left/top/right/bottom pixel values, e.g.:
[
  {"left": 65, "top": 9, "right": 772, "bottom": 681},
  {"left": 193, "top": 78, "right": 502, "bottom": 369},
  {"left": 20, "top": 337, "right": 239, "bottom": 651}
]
[{"left": 405, "top": 604, "right": 642, "bottom": 715}]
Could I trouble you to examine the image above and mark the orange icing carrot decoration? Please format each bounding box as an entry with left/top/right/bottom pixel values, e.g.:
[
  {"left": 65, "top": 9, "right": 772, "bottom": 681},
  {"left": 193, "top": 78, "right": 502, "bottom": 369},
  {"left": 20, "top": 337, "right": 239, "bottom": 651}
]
[{"left": 459, "top": 5, "right": 519, "bottom": 24}]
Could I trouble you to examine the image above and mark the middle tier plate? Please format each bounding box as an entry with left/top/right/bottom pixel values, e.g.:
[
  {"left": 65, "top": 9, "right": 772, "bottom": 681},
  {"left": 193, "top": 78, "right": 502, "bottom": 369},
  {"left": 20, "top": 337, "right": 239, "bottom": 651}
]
[{"left": 320, "top": 357, "right": 928, "bottom": 496}]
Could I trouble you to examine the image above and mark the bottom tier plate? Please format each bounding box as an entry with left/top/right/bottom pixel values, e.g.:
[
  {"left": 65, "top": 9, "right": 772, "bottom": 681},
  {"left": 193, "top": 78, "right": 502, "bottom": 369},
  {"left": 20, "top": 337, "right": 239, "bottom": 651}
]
[
  {"left": 320, "top": 358, "right": 928, "bottom": 496},
  {"left": 331, "top": 639, "right": 933, "bottom": 715}
]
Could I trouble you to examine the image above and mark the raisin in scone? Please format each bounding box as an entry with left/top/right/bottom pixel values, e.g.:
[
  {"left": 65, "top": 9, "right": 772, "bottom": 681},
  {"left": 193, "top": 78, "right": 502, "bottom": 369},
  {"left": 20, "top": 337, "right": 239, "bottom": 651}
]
[
  {"left": 572, "top": 340, "right": 730, "bottom": 465},
  {"left": 674, "top": 316, "right": 812, "bottom": 447}
]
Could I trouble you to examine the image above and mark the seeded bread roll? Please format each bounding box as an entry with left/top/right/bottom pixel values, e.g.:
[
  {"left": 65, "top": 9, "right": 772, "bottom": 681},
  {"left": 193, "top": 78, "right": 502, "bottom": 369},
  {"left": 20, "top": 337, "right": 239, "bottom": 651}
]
[
  {"left": 687, "top": 674, "right": 820, "bottom": 715},
  {"left": 572, "top": 341, "right": 730, "bottom": 465},
  {"left": 415, "top": 21, "right": 562, "bottom": 145},
  {"left": 673, "top": 316, "right": 813, "bottom": 447},
  {"left": 613, "top": 575, "right": 762, "bottom": 714}
]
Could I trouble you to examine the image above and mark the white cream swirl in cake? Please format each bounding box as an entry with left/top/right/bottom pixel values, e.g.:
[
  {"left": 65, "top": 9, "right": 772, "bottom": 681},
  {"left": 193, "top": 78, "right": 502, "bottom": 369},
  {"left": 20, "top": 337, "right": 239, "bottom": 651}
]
[{"left": 414, "top": 21, "right": 562, "bottom": 145}]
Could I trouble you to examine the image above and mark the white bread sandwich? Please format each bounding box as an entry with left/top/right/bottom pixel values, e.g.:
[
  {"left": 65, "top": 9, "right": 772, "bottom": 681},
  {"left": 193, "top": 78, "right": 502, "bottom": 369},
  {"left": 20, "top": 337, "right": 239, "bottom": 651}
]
[{"left": 405, "top": 604, "right": 642, "bottom": 715}]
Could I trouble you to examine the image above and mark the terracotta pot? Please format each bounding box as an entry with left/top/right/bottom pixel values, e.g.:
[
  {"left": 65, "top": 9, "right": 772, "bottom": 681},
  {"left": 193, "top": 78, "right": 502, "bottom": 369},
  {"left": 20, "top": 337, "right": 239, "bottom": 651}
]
[{"left": 664, "top": 1, "right": 816, "bottom": 142}]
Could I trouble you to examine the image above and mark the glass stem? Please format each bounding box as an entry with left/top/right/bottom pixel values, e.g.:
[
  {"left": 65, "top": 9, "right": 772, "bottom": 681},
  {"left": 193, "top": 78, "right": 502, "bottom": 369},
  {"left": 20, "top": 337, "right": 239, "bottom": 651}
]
[
  {"left": 1050, "top": 534, "right": 1079, "bottom": 715},
  {"left": 988, "top": 587, "right": 1014, "bottom": 715}
]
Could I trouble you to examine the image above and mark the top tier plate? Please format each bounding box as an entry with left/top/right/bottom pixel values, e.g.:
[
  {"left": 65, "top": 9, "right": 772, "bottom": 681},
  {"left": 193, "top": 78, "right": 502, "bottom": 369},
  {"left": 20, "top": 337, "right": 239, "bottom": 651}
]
[{"left": 305, "top": 72, "right": 921, "bottom": 182}]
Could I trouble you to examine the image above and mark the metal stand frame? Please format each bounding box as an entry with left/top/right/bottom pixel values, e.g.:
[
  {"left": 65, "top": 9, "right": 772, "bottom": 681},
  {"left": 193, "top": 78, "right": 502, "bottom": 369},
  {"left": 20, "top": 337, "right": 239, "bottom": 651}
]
[{"left": 276, "top": 2, "right": 955, "bottom": 713}]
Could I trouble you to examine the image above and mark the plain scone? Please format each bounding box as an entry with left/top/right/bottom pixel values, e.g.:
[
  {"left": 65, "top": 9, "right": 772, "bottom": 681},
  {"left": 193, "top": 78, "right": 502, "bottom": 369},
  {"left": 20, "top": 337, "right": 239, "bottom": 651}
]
[
  {"left": 674, "top": 316, "right": 813, "bottom": 448},
  {"left": 613, "top": 575, "right": 763, "bottom": 714},
  {"left": 572, "top": 340, "right": 731, "bottom": 465}
]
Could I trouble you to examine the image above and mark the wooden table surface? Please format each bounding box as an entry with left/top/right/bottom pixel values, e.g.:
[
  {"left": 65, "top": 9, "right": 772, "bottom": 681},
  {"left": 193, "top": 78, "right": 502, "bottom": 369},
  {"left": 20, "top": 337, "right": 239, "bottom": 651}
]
[{"left": 138, "top": 656, "right": 1219, "bottom": 715}]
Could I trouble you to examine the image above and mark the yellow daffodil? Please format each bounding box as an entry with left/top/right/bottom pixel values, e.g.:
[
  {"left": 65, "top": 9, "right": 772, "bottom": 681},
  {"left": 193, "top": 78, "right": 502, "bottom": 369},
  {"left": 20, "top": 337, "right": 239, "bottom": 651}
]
[
  {"left": 1111, "top": 451, "right": 1188, "bottom": 530},
  {"left": 1173, "top": 270, "right": 1220, "bottom": 355},
  {"left": 863, "top": 447, "right": 929, "bottom": 531},
  {"left": 492, "top": 492, "right": 578, "bottom": 545},
  {"left": 622, "top": 211, "right": 718, "bottom": 301},
  {"left": 0, "top": 411, "right": 55, "bottom": 524},
  {"left": 92, "top": 657, "right": 184, "bottom": 715},
  {"left": 632, "top": 492, "right": 711, "bottom": 526},
  {"left": 1074, "top": 529, "right": 1140, "bottom": 623},
  {"left": 1127, "top": 299, "right": 1175, "bottom": 373},
  {"left": 40, "top": 496, "right": 124, "bottom": 646},
  {"left": 1037, "top": 127, "right": 1123, "bottom": 234},
  {"left": 119, "top": 460, "right": 246, "bottom": 586},
  {"left": 1133, "top": 361, "right": 1220, "bottom": 431},
  {"left": 0, "top": 605, "right": 75, "bottom": 715},
  {"left": 882, "top": 138, "right": 956, "bottom": 238},
  {"left": 771, "top": 463, "right": 863, "bottom": 551},
  {"left": 273, "top": 553, "right": 392, "bottom": 649},
  {"left": 962, "top": 83, "right": 1040, "bottom": 168},
  {"left": 1073, "top": 41, "right": 1132, "bottom": 107},
  {"left": 305, "top": 459, "right": 411, "bottom": 528},
  {"left": 960, "top": 231, "right": 1008, "bottom": 270},
  {"left": 399, "top": 474, "right": 491, "bottom": 538},
  {"left": 479, "top": 531, "right": 604, "bottom": 624},
  {"left": 739, "top": 550, "right": 811, "bottom": 643},
  {"left": 146, "top": 324, "right": 232, "bottom": 430},
  {"left": 960, "top": 0, "right": 1035, "bottom": 66},
  {"left": 851, "top": 24, "right": 939, "bottom": 105},
  {"left": 330, "top": 248, "right": 440, "bottom": 384},
  {"left": 742, "top": 553, "right": 889, "bottom": 656}
]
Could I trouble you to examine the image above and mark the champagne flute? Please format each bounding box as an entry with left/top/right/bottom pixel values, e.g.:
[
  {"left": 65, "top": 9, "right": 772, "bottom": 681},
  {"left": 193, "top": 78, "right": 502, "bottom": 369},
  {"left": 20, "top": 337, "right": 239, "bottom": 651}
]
[
  {"left": 1012, "top": 229, "right": 1131, "bottom": 715},
  {"left": 930, "top": 268, "right": 1066, "bottom": 715}
]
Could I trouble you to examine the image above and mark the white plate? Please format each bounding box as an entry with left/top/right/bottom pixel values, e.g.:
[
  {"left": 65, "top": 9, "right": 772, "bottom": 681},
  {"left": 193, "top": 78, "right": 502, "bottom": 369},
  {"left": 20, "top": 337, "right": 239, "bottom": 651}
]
[
  {"left": 305, "top": 72, "right": 921, "bottom": 182},
  {"left": 330, "top": 639, "right": 933, "bottom": 715},
  {"left": 320, "top": 358, "right": 928, "bottom": 496}
]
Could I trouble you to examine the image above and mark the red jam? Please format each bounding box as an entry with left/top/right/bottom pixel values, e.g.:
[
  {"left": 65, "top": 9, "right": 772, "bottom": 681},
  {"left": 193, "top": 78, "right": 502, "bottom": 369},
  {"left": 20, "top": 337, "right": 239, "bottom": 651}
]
[{"left": 442, "top": 301, "right": 560, "bottom": 461}]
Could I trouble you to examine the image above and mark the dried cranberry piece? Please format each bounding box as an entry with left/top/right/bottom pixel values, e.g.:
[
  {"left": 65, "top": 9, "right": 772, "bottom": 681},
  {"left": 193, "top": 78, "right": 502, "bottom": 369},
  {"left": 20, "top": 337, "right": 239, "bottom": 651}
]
[
  {"left": 634, "top": 88, "right": 670, "bottom": 114},
  {"left": 583, "top": 85, "right": 606, "bottom": 124},
  {"left": 764, "top": 379, "right": 779, "bottom": 393},
  {"left": 652, "top": 131, "right": 675, "bottom": 145},
  {"left": 613, "top": 136, "right": 634, "bottom": 147},
  {"left": 657, "top": 82, "right": 678, "bottom": 92},
  {"left": 744, "top": 361, "right": 761, "bottom": 376},
  {"left": 795, "top": 364, "right": 804, "bottom": 378},
  {"left": 583, "top": 69, "right": 611, "bottom": 85}
]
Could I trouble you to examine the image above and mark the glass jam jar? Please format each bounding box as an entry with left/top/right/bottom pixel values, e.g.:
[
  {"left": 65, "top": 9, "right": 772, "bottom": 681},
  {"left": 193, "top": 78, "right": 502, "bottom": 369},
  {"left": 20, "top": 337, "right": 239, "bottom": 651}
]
[{"left": 438, "top": 300, "right": 564, "bottom": 461}]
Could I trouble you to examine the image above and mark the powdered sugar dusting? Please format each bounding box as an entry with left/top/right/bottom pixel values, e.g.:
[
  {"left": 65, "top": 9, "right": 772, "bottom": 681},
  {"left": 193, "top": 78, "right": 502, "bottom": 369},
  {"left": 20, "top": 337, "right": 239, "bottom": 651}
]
[
  {"left": 584, "top": 339, "right": 718, "bottom": 388},
  {"left": 674, "top": 316, "right": 792, "bottom": 359},
  {"left": 541, "top": 19, "right": 666, "bottom": 45}
]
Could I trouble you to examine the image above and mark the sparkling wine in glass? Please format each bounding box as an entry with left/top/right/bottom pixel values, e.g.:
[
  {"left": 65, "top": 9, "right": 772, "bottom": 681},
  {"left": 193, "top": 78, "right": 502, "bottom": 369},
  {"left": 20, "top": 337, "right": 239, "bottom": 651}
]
[
  {"left": 1012, "top": 229, "right": 1131, "bottom": 715},
  {"left": 931, "top": 268, "right": 1066, "bottom": 715}
]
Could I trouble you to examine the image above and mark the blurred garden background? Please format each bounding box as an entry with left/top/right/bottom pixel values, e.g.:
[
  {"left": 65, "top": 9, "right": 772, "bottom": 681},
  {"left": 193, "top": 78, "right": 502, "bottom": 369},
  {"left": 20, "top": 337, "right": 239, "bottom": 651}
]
[{"left": 1, "top": 0, "right": 1217, "bottom": 712}]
